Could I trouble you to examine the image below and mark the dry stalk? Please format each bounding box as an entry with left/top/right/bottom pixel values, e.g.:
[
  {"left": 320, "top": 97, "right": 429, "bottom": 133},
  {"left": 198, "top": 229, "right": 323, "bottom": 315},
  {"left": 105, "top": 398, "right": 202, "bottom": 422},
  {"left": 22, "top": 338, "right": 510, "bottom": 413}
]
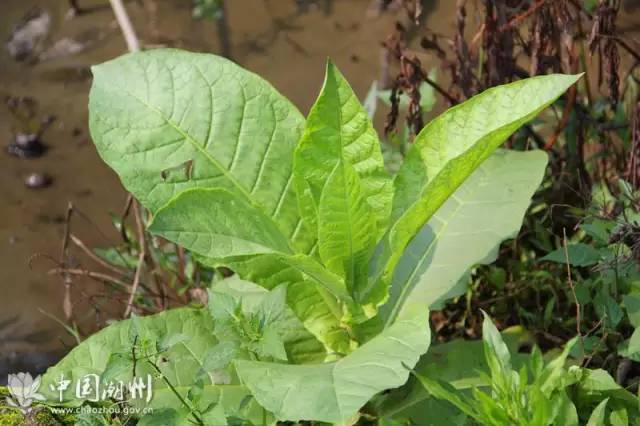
[
  {"left": 48, "top": 268, "right": 131, "bottom": 290},
  {"left": 124, "top": 252, "right": 146, "bottom": 318},
  {"left": 124, "top": 201, "right": 149, "bottom": 317},
  {"left": 60, "top": 203, "right": 73, "bottom": 320},
  {"left": 109, "top": 0, "right": 141, "bottom": 52},
  {"left": 69, "top": 233, "right": 128, "bottom": 276},
  {"left": 563, "top": 228, "right": 585, "bottom": 357}
]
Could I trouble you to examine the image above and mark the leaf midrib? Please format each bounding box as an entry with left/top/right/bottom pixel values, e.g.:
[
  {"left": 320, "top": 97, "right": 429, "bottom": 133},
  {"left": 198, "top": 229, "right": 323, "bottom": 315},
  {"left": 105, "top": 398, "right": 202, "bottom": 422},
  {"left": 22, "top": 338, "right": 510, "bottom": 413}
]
[
  {"left": 330, "top": 80, "right": 359, "bottom": 290},
  {"left": 120, "top": 87, "right": 253, "bottom": 202},
  {"left": 335, "top": 160, "right": 357, "bottom": 287},
  {"left": 119, "top": 77, "right": 316, "bottom": 259}
]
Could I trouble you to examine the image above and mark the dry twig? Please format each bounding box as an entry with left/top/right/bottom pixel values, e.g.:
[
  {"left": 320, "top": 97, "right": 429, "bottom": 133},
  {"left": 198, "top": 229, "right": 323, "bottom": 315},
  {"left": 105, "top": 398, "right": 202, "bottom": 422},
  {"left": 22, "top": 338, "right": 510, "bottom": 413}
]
[
  {"left": 109, "top": 0, "right": 141, "bottom": 52},
  {"left": 69, "top": 233, "right": 128, "bottom": 276},
  {"left": 563, "top": 228, "right": 584, "bottom": 357}
]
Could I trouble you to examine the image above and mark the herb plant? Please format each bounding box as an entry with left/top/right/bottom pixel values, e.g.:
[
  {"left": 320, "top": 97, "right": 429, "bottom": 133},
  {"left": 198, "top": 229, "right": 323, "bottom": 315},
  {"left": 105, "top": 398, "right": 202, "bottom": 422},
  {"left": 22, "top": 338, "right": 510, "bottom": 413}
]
[
  {"left": 410, "top": 313, "right": 640, "bottom": 426},
  {"left": 541, "top": 181, "right": 640, "bottom": 364},
  {"left": 41, "top": 49, "right": 579, "bottom": 424}
]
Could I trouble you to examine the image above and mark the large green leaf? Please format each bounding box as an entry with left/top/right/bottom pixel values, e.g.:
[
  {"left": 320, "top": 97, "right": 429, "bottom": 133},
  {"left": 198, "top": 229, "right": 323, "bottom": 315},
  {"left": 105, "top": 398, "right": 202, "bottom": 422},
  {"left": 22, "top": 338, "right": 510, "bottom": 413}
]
[
  {"left": 368, "top": 74, "right": 581, "bottom": 307},
  {"left": 211, "top": 276, "right": 327, "bottom": 364},
  {"left": 573, "top": 369, "right": 640, "bottom": 422},
  {"left": 373, "top": 327, "right": 533, "bottom": 424},
  {"left": 317, "top": 161, "right": 377, "bottom": 299},
  {"left": 216, "top": 255, "right": 356, "bottom": 355},
  {"left": 40, "top": 308, "right": 260, "bottom": 418},
  {"left": 151, "top": 188, "right": 351, "bottom": 303},
  {"left": 235, "top": 306, "right": 430, "bottom": 423},
  {"left": 293, "top": 62, "right": 392, "bottom": 300},
  {"left": 541, "top": 243, "right": 605, "bottom": 267},
  {"left": 380, "top": 150, "right": 548, "bottom": 324},
  {"left": 89, "top": 48, "right": 314, "bottom": 253},
  {"left": 41, "top": 279, "right": 324, "bottom": 421},
  {"left": 150, "top": 182, "right": 381, "bottom": 351},
  {"left": 149, "top": 188, "right": 292, "bottom": 257},
  {"left": 293, "top": 61, "right": 392, "bottom": 237},
  {"left": 586, "top": 398, "right": 609, "bottom": 426}
]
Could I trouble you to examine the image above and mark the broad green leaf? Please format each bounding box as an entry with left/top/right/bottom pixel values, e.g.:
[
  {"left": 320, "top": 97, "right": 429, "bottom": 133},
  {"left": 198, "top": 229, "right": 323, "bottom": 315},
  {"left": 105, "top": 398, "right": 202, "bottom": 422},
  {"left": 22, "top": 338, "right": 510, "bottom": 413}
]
[
  {"left": 151, "top": 188, "right": 351, "bottom": 302},
  {"left": 624, "top": 327, "right": 640, "bottom": 356},
  {"left": 379, "top": 150, "right": 548, "bottom": 324},
  {"left": 553, "top": 394, "right": 580, "bottom": 426},
  {"left": 610, "top": 407, "right": 629, "bottom": 426},
  {"left": 581, "top": 219, "right": 614, "bottom": 244},
  {"left": 42, "top": 281, "right": 323, "bottom": 421},
  {"left": 217, "top": 255, "right": 355, "bottom": 355},
  {"left": 89, "top": 49, "right": 314, "bottom": 253},
  {"left": 153, "top": 190, "right": 357, "bottom": 352},
  {"left": 202, "top": 341, "right": 238, "bottom": 372},
  {"left": 391, "top": 74, "right": 580, "bottom": 229},
  {"left": 281, "top": 253, "right": 352, "bottom": 302},
  {"left": 373, "top": 327, "right": 532, "bottom": 422},
  {"left": 254, "top": 325, "right": 288, "bottom": 361},
  {"left": 587, "top": 398, "right": 609, "bottom": 426},
  {"left": 159, "top": 333, "right": 190, "bottom": 351},
  {"left": 40, "top": 308, "right": 263, "bottom": 422},
  {"left": 294, "top": 61, "right": 392, "bottom": 234},
  {"left": 408, "top": 372, "right": 481, "bottom": 423},
  {"left": 573, "top": 369, "right": 640, "bottom": 420},
  {"left": 293, "top": 61, "right": 392, "bottom": 287},
  {"left": 594, "top": 292, "right": 624, "bottom": 329},
  {"left": 202, "top": 403, "right": 228, "bottom": 425},
  {"left": 210, "top": 277, "right": 326, "bottom": 364},
  {"left": 541, "top": 243, "right": 605, "bottom": 267},
  {"left": 317, "top": 160, "right": 377, "bottom": 299},
  {"left": 208, "top": 289, "right": 240, "bottom": 322},
  {"left": 481, "top": 311, "right": 512, "bottom": 373},
  {"left": 137, "top": 408, "right": 188, "bottom": 426},
  {"left": 235, "top": 306, "right": 430, "bottom": 423},
  {"left": 255, "top": 282, "right": 287, "bottom": 325},
  {"left": 371, "top": 74, "right": 581, "bottom": 308},
  {"left": 101, "top": 352, "right": 132, "bottom": 384},
  {"left": 150, "top": 188, "right": 292, "bottom": 258},
  {"left": 622, "top": 294, "right": 640, "bottom": 328}
]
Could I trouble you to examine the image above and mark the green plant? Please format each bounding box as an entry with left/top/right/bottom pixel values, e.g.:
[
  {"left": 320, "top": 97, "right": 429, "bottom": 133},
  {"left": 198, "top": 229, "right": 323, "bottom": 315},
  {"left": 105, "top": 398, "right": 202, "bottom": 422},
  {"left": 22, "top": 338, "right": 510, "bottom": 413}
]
[
  {"left": 540, "top": 180, "right": 640, "bottom": 365},
  {"left": 408, "top": 313, "right": 640, "bottom": 426},
  {"left": 40, "top": 49, "right": 578, "bottom": 424}
]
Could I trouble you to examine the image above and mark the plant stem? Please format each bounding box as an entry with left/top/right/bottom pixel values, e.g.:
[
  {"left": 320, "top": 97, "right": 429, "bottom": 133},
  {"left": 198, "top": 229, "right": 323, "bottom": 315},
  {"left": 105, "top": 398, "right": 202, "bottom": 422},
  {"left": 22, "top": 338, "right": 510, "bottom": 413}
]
[
  {"left": 563, "top": 228, "right": 584, "bottom": 358},
  {"left": 215, "top": 0, "right": 233, "bottom": 59},
  {"left": 69, "top": 233, "right": 128, "bottom": 275},
  {"left": 109, "top": 0, "right": 141, "bottom": 52},
  {"left": 124, "top": 251, "right": 145, "bottom": 318},
  {"left": 147, "top": 361, "right": 205, "bottom": 425}
]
